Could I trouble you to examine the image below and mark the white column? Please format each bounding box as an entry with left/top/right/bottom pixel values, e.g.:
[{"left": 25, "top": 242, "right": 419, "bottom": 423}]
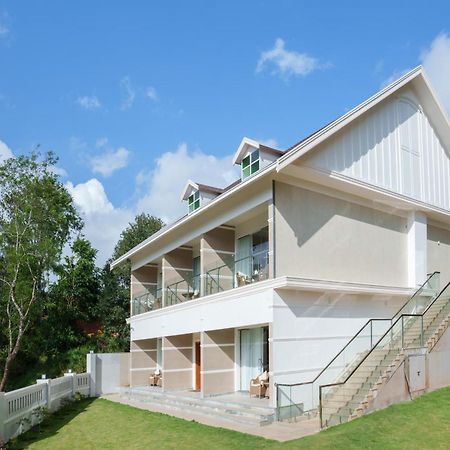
[
  {"left": 407, "top": 211, "right": 427, "bottom": 287},
  {"left": 36, "top": 377, "right": 52, "bottom": 410},
  {"left": 86, "top": 352, "right": 97, "bottom": 397},
  {"left": 0, "top": 391, "right": 6, "bottom": 444}
]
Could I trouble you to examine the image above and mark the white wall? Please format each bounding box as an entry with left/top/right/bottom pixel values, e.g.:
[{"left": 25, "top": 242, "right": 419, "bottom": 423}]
[
  {"left": 271, "top": 289, "right": 406, "bottom": 386},
  {"left": 428, "top": 223, "right": 450, "bottom": 288},
  {"left": 89, "top": 353, "right": 130, "bottom": 395},
  {"left": 302, "top": 87, "right": 450, "bottom": 212}
]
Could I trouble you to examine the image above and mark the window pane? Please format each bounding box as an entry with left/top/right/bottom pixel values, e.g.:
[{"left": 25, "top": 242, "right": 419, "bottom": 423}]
[
  {"left": 243, "top": 166, "right": 251, "bottom": 177},
  {"left": 250, "top": 149, "right": 259, "bottom": 163},
  {"left": 250, "top": 160, "right": 259, "bottom": 174},
  {"left": 188, "top": 194, "right": 194, "bottom": 204},
  {"left": 242, "top": 155, "right": 250, "bottom": 169}
]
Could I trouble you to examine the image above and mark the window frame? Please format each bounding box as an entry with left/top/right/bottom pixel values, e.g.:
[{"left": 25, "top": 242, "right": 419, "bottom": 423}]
[
  {"left": 241, "top": 149, "right": 260, "bottom": 178},
  {"left": 188, "top": 190, "right": 200, "bottom": 213}
]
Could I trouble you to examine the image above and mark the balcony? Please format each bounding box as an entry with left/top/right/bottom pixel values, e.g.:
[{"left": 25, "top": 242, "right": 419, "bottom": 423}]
[
  {"left": 205, "top": 250, "right": 269, "bottom": 296},
  {"left": 166, "top": 272, "right": 201, "bottom": 306},
  {"left": 132, "top": 287, "right": 163, "bottom": 316}
]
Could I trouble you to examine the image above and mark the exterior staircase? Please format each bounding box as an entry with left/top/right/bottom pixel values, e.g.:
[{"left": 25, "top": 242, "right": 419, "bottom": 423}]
[
  {"left": 320, "top": 288, "right": 450, "bottom": 427},
  {"left": 119, "top": 387, "right": 276, "bottom": 426}
]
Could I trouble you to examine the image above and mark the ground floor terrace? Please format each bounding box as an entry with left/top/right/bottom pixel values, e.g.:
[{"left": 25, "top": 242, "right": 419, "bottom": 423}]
[{"left": 130, "top": 325, "right": 272, "bottom": 403}]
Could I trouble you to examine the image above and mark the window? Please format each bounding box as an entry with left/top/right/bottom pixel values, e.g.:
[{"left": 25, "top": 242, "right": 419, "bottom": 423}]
[
  {"left": 188, "top": 190, "right": 200, "bottom": 213},
  {"left": 241, "top": 149, "right": 260, "bottom": 178}
]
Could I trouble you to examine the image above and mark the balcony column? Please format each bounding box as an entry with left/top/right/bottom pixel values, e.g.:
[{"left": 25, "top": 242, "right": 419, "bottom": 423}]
[
  {"left": 268, "top": 201, "right": 275, "bottom": 279},
  {"left": 201, "top": 328, "right": 235, "bottom": 396},
  {"left": 407, "top": 211, "right": 427, "bottom": 287},
  {"left": 162, "top": 248, "right": 193, "bottom": 306},
  {"left": 130, "top": 339, "right": 157, "bottom": 387},
  {"left": 162, "top": 334, "right": 193, "bottom": 390},
  {"left": 200, "top": 227, "right": 235, "bottom": 296}
]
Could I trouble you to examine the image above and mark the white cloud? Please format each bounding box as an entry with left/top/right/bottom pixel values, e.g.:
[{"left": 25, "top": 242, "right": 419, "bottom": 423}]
[
  {"left": 96, "top": 137, "right": 108, "bottom": 148},
  {"left": 90, "top": 147, "right": 130, "bottom": 177},
  {"left": 120, "top": 76, "right": 136, "bottom": 110},
  {"left": 136, "top": 143, "right": 239, "bottom": 223},
  {"left": 66, "top": 178, "right": 134, "bottom": 265},
  {"left": 421, "top": 32, "right": 450, "bottom": 113},
  {"left": 76, "top": 95, "right": 101, "bottom": 110},
  {"left": 381, "top": 68, "right": 411, "bottom": 88},
  {"left": 0, "top": 11, "right": 10, "bottom": 38},
  {"left": 0, "top": 139, "right": 13, "bottom": 162},
  {"left": 145, "top": 86, "right": 158, "bottom": 101},
  {"left": 50, "top": 166, "right": 68, "bottom": 177},
  {"left": 256, "top": 38, "right": 329, "bottom": 79}
]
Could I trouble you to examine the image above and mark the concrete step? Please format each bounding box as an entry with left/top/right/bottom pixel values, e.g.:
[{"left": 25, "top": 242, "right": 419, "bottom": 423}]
[{"left": 120, "top": 388, "right": 275, "bottom": 427}]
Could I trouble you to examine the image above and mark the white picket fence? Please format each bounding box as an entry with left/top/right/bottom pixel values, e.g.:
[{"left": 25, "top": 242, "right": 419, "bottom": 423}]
[{"left": 0, "top": 372, "right": 91, "bottom": 444}]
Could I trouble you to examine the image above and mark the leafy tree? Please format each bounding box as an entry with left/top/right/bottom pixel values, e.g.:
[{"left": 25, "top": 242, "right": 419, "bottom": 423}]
[
  {"left": 95, "top": 213, "right": 164, "bottom": 351},
  {"left": 0, "top": 153, "right": 81, "bottom": 391}
]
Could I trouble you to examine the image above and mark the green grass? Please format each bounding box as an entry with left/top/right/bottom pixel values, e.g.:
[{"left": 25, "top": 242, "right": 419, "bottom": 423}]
[{"left": 8, "top": 386, "right": 450, "bottom": 450}]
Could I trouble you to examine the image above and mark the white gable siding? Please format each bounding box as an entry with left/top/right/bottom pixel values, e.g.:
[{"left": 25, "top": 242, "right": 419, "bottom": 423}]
[{"left": 302, "top": 89, "right": 450, "bottom": 211}]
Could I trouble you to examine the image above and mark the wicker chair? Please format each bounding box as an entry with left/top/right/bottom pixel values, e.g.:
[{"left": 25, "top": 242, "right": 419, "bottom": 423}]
[{"left": 249, "top": 371, "right": 269, "bottom": 398}]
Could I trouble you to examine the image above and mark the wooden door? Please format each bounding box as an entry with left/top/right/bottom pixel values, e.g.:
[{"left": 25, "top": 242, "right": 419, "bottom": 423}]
[{"left": 195, "top": 341, "right": 201, "bottom": 391}]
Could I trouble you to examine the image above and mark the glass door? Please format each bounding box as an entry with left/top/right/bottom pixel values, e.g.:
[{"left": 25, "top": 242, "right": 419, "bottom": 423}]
[{"left": 240, "top": 327, "right": 265, "bottom": 390}]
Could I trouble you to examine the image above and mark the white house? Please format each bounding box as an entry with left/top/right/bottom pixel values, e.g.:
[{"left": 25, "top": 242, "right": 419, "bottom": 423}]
[{"left": 111, "top": 66, "right": 450, "bottom": 426}]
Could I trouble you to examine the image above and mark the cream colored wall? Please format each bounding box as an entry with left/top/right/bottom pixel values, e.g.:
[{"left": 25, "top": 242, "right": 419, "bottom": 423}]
[
  {"left": 130, "top": 339, "right": 157, "bottom": 387},
  {"left": 275, "top": 182, "right": 408, "bottom": 286},
  {"left": 427, "top": 224, "right": 450, "bottom": 287},
  {"left": 201, "top": 329, "right": 235, "bottom": 396},
  {"left": 163, "top": 334, "right": 193, "bottom": 390}
]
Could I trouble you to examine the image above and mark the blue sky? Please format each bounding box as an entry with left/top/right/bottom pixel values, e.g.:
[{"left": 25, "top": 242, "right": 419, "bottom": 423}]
[{"left": 1, "top": 1, "right": 450, "bottom": 263}]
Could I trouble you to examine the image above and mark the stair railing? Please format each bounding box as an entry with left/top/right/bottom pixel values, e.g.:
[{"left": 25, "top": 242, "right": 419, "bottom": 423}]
[
  {"left": 318, "top": 279, "right": 450, "bottom": 428},
  {"left": 275, "top": 271, "right": 440, "bottom": 421}
]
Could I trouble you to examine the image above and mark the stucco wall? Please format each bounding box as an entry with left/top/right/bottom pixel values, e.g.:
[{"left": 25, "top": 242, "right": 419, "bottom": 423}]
[
  {"left": 201, "top": 329, "right": 235, "bottom": 395},
  {"left": 271, "top": 289, "right": 406, "bottom": 387},
  {"left": 427, "top": 224, "right": 450, "bottom": 287},
  {"left": 130, "top": 339, "right": 157, "bottom": 386},
  {"left": 274, "top": 182, "right": 408, "bottom": 286}
]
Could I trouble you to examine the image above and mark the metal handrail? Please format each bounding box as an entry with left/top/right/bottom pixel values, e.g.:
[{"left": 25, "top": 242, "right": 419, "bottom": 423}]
[
  {"left": 276, "top": 272, "right": 439, "bottom": 390},
  {"left": 318, "top": 279, "right": 450, "bottom": 427}
]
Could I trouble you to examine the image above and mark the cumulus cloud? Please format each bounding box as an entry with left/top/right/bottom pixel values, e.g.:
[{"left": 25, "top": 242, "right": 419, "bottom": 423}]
[
  {"left": 90, "top": 147, "right": 130, "bottom": 177},
  {"left": 76, "top": 95, "right": 101, "bottom": 110},
  {"left": 136, "top": 143, "right": 240, "bottom": 223},
  {"left": 256, "top": 38, "right": 329, "bottom": 79},
  {"left": 0, "top": 139, "right": 13, "bottom": 161},
  {"left": 421, "top": 32, "right": 450, "bottom": 113},
  {"left": 66, "top": 178, "right": 134, "bottom": 264},
  {"left": 120, "top": 76, "right": 136, "bottom": 110}
]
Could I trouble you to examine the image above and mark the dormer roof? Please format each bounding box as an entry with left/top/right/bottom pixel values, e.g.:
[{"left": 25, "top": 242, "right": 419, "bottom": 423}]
[
  {"left": 232, "top": 137, "right": 283, "bottom": 165},
  {"left": 180, "top": 179, "right": 224, "bottom": 201}
]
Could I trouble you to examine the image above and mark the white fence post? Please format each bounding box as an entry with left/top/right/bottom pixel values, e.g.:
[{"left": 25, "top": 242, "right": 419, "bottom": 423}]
[
  {"left": 63, "top": 371, "right": 75, "bottom": 397},
  {"left": 36, "top": 376, "right": 52, "bottom": 410},
  {"left": 86, "top": 352, "right": 96, "bottom": 397},
  {"left": 0, "top": 391, "right": 6, "bottom": 445}
]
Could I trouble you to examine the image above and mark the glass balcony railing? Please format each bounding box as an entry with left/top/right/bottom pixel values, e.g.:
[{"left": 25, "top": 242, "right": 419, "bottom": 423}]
[
  {"left": 166, "top": 274, "right": 201, "bottom": 306},
  {"left": 205, "top": 250, "right": 270, "bottom": 296},
  {"left": 131, "top": 286, "right": 163, "bottom": 316}
]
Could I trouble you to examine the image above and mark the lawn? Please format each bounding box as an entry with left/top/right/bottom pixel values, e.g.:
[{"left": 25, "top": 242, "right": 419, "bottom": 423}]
[{"left": 8, "top": 386, "right": 450, "bottom": 450}]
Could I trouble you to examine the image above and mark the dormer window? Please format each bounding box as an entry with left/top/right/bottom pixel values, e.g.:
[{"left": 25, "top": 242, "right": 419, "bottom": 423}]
[
  {"left": 242, "top": 149, "right": 260, "bottom": 178},
  {"left": 188, "top": 190, "right": 200, "bottom": 213}
]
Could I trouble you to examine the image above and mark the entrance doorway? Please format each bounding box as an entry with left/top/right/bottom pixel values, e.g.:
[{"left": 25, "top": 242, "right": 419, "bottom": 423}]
[
  {"left": 239, "top": 326, "right": 269, "bottom": 390},
  {"left": 195, "top": 341, "right": 201, "bottom": 391}
]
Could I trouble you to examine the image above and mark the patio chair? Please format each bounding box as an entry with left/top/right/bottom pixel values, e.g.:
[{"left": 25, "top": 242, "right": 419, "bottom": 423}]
[
  {"left": 249, "top": 371, "right": 269, "bottom": 398},
  {"left": 149, "top": 369, "right": 162, "bottom": 387}
]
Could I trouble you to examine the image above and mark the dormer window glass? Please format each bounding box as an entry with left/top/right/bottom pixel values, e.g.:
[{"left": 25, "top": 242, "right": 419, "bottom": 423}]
[
  {"left": 188, "top": 190, "right": 200, "bottom": 213},
  {"left": 242, "top": 149, "right": 260, "bottom": 178}
]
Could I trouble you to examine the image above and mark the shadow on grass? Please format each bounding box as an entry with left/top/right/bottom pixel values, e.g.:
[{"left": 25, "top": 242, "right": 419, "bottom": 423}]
[{"left": 6, "top": 398, "right": 96, "bottom": 450}]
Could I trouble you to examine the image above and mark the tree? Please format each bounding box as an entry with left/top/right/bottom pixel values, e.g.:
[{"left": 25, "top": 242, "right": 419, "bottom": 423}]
[
  {"left": 95, "top": 213, "right": 164, "bottom": 352},
  {"left": 112, "top": 213, "right": 164, "bottom": 283},
  {"left": 0, "top": 153, "right": 81, "bottom": 391},
  {"left": 113, "top": 213, "right": 164, "bottom": 262}
]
